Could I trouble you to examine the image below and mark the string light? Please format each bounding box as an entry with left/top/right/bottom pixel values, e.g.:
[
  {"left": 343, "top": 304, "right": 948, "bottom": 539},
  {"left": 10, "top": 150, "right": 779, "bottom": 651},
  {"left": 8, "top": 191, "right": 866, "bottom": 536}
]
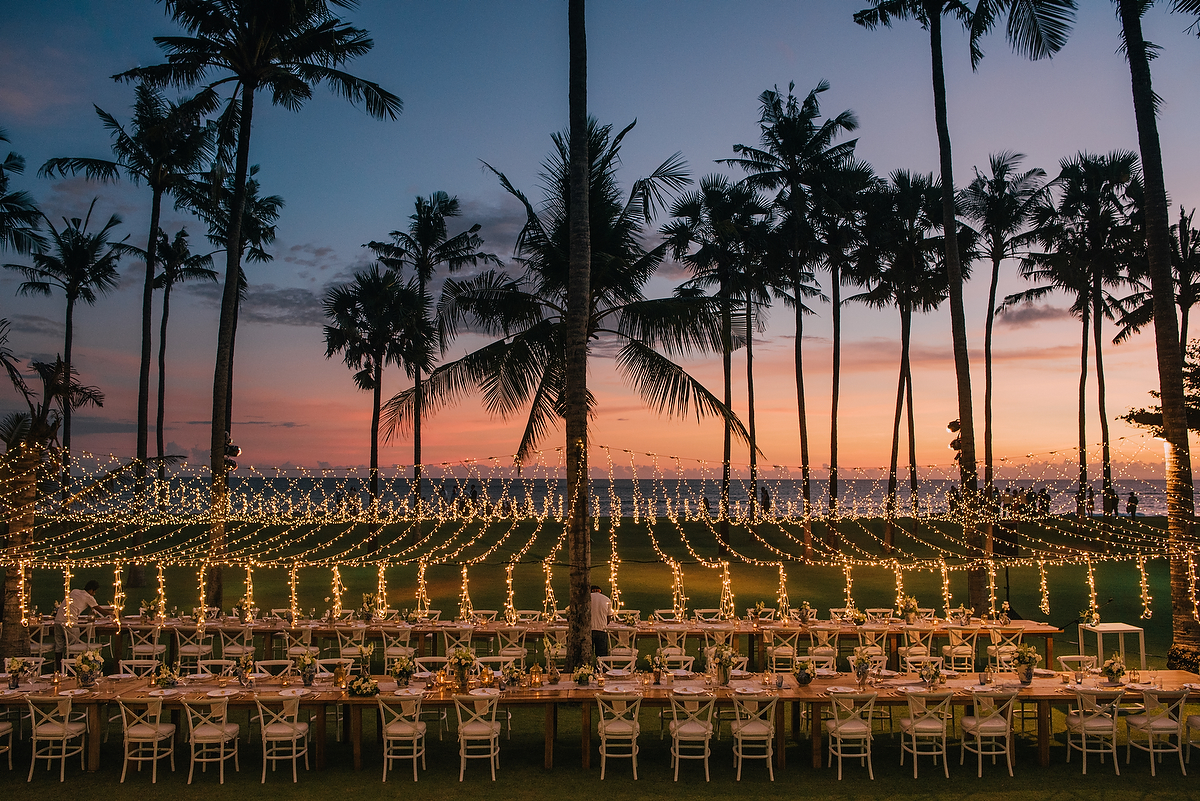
[
  {"left": 1137, "top": 554, "right": 1152, "bottom": 620},
  {"left": 1038, "top": 560, "right": 1050, "bottom": 615},
  {"left": 893, "top": 563, "right": 905, "bottom": 610},
  {"left": 331, "top": 565, "right": 345, "bottom": 617},
  {"left": 940, "top": 558, "right": 952, "bottom": 615},
  {"left": 719, "top": 561, "right": 736, "bottom": 620},
  {"left": 111, "top": 565, "right": 125, "bottom": 630},
  {"left": 155, "top": 563, "right": 166, "bottom": 622},
  {"left": 504, "top": 561, "right": 517, "bottom": 623},
  {"left": 376, "top": 562, "right": 388, "bottom": 618},
  {"left": 17, "top": 560, "right": 29, "bottom": 628},
  {"left": 289, "top": 562, "right": 300, "bottom": 627},
  {"left": 1187, "top": 552, "right": 1199, "bottom": 623},
  {"left": 1085, "top": 555, "right": 1097, "bottom": 614},
  {"left": 245, "top": 564, "right": 255, "bottom": 611},
  {"left": 669, "top": 558, "right": 688, "bottom": 618},
  {"left": 776, "top": 563, "right": 789, "bottom": 617},
  {"left": 843, "top": 561, "right": 854, "bottom": 610},
  {"left": 986, "top": 561, "right": 997, "bottom": 617},
  {"left": 542, "top": 558, "right": 557, "bottom": 617},
  {"left": 196, "top": 563, "right": 206, "bottom": 635},
  {"left": 415, "top": 559, "right": 429, "bottom": 614},
  {"left": 62, "top": 562, "right": 74, "bottom": 629},
  {"left": 458, "top": 564, "right": 474, "bottom": 620},
  {"left": 608, "top": 550, "right": 623, "bottom": 613}
]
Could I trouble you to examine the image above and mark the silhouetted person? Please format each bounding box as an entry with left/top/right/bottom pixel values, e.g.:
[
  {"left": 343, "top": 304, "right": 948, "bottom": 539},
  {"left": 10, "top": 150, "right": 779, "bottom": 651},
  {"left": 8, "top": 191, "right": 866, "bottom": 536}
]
[{"left": 1127, "top": 492, "right": 1139, "bottom": 517}]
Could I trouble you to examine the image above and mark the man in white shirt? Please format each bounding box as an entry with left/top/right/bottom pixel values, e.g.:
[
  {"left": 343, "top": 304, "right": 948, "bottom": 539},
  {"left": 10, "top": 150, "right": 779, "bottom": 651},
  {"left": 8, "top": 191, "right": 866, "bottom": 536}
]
[
  {"left": 590, "top": 585, "right": 612, "bottom": 658},
  {"left": 53, "top": 579, "right": 106, "bottom": 667}
]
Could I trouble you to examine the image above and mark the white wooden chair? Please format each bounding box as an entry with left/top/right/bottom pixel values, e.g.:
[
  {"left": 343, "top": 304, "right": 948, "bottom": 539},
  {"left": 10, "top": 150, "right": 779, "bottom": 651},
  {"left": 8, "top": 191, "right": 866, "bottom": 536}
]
[
  {"left": 897, "top": 627, "right": 935, "bottom": 665},
  {"left": 494, "top": 627, "right": 527, "bottom": 667},
  {"left": 183, "top": 698, "right": 240, "bottom": 784},
  {"left": 826, "top": 692, "right": 877, "bottom": 780},
  {"left": 598, "top": 655, "right": 637, "bottom": 673},
  {"left": 809, "top": 626, "right": 840, "bottom": 667},
  {"left": 118, "top": 659, "right": 160, "bottom": 678},
  {"left": 941, "top": 627, "right": 980, "bottom": 672},
  {"left": 544, "top": 626, "right": 568, "bottom": 666},
  {"left": 442, "top": 626, "right": 475, "bottom": 656},
  {"left": 903, "top": 655, "right": 944, "bottom": 674},
  {"left": 176, "top": 627, "right": 214, "bottom": 671},
  {"left": 899, "top": 690, "right": 953, "bottom": 778},
  {"left": 129, "top": 626, "right": 167, "bottom": 661},
  {"left": 654, "top": 609, "right": 683, "bottom": 623},
  {"left": 656, "top": 628, "right": 688, "bottom": 658},
  {"left": 865, "top": 608, "right": 894, "bottom": 625},
  {"left": 515, "top": 609, "right": 542, "bottom": 622},
  {"left": 694, "top": 608, "right": 722, "bottom": 622},
  {"left": 732, "top": 695, "right": 777, "bottom": 781},
  {"left": 383, "top": 627, "right": 415, "bottom": 662},
  {"left": 26, "top": 696, "right": 87, "bottom": 782},
  {"left": 960, "top": 690, "right": 1018, "bottom": 777},
  {"left": 29, "top": 622, "right": 55, "bottom": 659},
  {"left": 255, "top": 698, "right": 309, "bottom": 782},
  {"left": 607, "top": 626, "right": 637, "bottom": 659},
  {"left": 284, "top": 628, "right": 319, "bottom": 661},
  {"left": 197, "top": 659, "right": 236, "bottom": 677},
  {"left": 766, "top": 628, "right": 803, "bottom": 672},
  {"left": 669, "top": 695, "right": 715, "bottom": 781},
  {"left": 1057, "top": 654, "right": 1097, "bottom": 674},
  {"left": 219, "top": 626, "right": 255, "bottom": 661},
  {"left": 986, "top": 628, "right": 1023, "bottom": 669},
  {"left": 256, "top": 660, "right": 294, "bottom": 677},
  {"left": 1126, "top": 689, "right": 1189, "bottom": 777},
  {"left": 855, "top": 627, "right": 888, "bottom": 660},
  {"left": 472, "top": 610, "right": 499, "bottom": 622},
  {"left": 596, "top": 693, "right": 641, "bottom": 780},
  {"left": 335, "top": 628, "right": 367, "bottom": 672},
  {"left": 379, "top": 696, "right": 426, "bottom": 781},
  {"left": 1065, "top": 687, "right": 1123, "bottom": 775},
  {"left": 118, "top": 698, "right": 176, "bottom": 783},
  {"left": 453, "top": 694, "right": 501, "bottom": 781}
]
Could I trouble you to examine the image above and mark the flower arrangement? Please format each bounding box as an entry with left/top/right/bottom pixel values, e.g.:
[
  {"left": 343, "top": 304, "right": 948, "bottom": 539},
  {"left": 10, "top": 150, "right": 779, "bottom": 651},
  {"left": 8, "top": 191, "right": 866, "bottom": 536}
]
[
  {"left": 388, "top": 656, "right": 415, "bottom": 681},
  {"left": 139, "top": 599, "right": 152, "bottom": 616},
  {"left": 1011, "top": 643, "right": 1041, "bottom": 666},
  {"left": 644, "top": 652, "right": 667, "bottom": 672},
  {"left": 348, "top": 674, "right": 379, "bottom": 696},
  {"left": 6, "top": 657, "right": 28, "bottom": 675},
  {"left": 447, "top": 647, "right": 476, "bottom": 671},
  {"left": 1101, "top": 653, "right": 1126, "bottom": 683},
  {"left": 918, "top": 660, "right": 941, "bottom": 685},
  {"left": 360, "top": 593, "right": 377, "bottom": 620},
  {"left": 403, "top": 608, "right": 422, "bottom": 624},
  {"left": 360, "top": 642, "right": 375, "bottom": 662},
  {"left": 75, "top": 650, "right": 103, "bottom": 677},
  {"left": 501, "top": 664, "right": 525, "bottom": 686},
  {"left": 234, "top": 653, "right": 256, "bottom": 680},
  {"left": 950, "top": 604, "right": 971, "bottom": 624},
  {"left": 619, "top": 611, "right": 639, "bottom": 627},
  {"left": 850, "top": 608, "right": 867, "bottom": 626},
  {"left": 711, "top": 644, "right": 737, "bottom": 668},
  {"left": 1080, "top": 606, "right": 1100, "bottom": 627},
  {"left": 793, "top": 658, "right": 817, "bottom": 684},
  {"left": 851, "top": 653, "right": 873, "bottom": 675},
  {"left": 752, "top": 601, "right": 766, "bottom": 617},
  {"left": 152, "top": 663, "right": 180, "bottom": 689},
  {"left": 899, "top": 595, "right": 919, "bottom": 615},
  {"left": 572, "top": 665, "right": 595, "bottom": 685},
  {"left": 295, "top": 653, "right": 317, "bottom": 675}
]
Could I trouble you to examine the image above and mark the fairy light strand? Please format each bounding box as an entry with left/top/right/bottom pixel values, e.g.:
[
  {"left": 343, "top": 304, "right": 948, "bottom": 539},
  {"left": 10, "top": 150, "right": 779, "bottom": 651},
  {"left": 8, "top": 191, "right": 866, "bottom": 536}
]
[
  {"left": 1137, "top": 554, "right": 1152, "bottom": 620},
  {"left": 62, "top": 562, "right": 74, "bottom": 628},
  {"left": 1038, "top": 560, "right": 1050, "bottom": 615}
]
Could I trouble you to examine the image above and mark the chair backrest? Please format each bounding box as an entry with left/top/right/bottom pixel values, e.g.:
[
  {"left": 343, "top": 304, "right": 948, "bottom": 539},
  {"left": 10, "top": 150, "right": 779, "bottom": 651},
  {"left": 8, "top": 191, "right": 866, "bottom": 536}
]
[
  {"left": 1070, "top": 687, "right": 1123, "bottom": 731},
  {"left": 119, "top": 659, "right": 160, "bottom": 677},
  {"left": 284, "top": 628, "right": 313, "bottom": 649},
  {"left": 256, "top": 698, "right": 301, "bottom": 738},
  {"left": 268, "top": 608, "right": 291, "bottom": 621},
  {"left": 657, "top": 628, "right": 687, "bottom": 653},
  {"left": 607, "top": 626, "right": 636, "bottom": 650},
  {"left": 378, "top": 696, "right": 422, "bottom": 730},
  {"left": 378, "top": 608, "right": 399, "bottom": 622},
  {"left": 828, "top": 607, "right": 853, "bottom": 623},
  {"left": 598, "top": 655, "right": 637, "bottom": 673},
  {"left": 475, "top": 656, "right": 515, "bottom": 675},
  {"left": 865, "top": 608, "right": 893, "bottom": 624},
  {"left": 748, "top": 607, "right": 777, "bottom": 620},
  {"left": 905, "top": 690, "right": 954, "bottom": 727},
  {"left": 27, "top": 696, "right": 73, "bottom": 731},
  {"left": 596, "top": 693, "right": 642, "bottom": 728},
  {"left": 184, "top": 698, "right": 229, "bottom": 734},
  {"left": 129, "top": 626, "right": 162, "bottom": 649},
  {"left": 989, "top": 628, "right": 1023, "bottom": 649},
  {"left": 472, "top": 610, "right": 499, "bottom": 622},
  {"left": 733, "top": 695, "right": 777, "bottom": 734},
  {"left": 904, "top": 627, "right": 935, "bottom": 650},
  {"left": 119, "top": 698, "right": 165, "bottom": 734},
  {"left": 442, "top": 627, "right": 475, "bottom": 653},
  {"left": 810, "top": 627, "right": 839, "bottom": 650},
  {"left": 336, "top": 628, "right": 365, "bottom": 651},
  {"left": 1057, "top": 655, "right": 1097, "bottom": 673},
  {"left": 197, "top": 659, "right": 236, "bottom": 676},
  {"left": 415, "top": 656, "right": 448, "bottom": 674},
  {"left": 19, "top": 655, "right": 47, "bottom": 676},
  {"left": 768, "top": 627, "right": 802, "bottom": 652},
  {"left": 702, "top": 626, "right": 736, "bottom": 649},
  {"left": 422, "top": 609, "right": 443, "bottom": 621},
  {"left": 545, "top": 626, "right": 568, "bottom": 647},
  {"left": 453, "top": 694, "right": 499, "bottom": 730},
  {"left": 220, "top": 626, "right": 254, "bottom": 652},
  {"left": 694, "top": 608, "right": 722, "bottom": 622},
  {"left": 662, "top": 655, "right": 695, "bottom": 671},
  {"left": 515, "top": 609, "right": 542, "bottom": 622},
  {"left": 256, "top": 659, "right": 294, "bottom": 677},
  {"left": 830, "top": 692, "right": 877, "bottom": 731},
  {"left": 970, "top": 691, "right": 1018, "bottom": 729},
  {"left": 177, "top": 626, "right": 214, "bottom": 650},
  {"left": 947, "top": 627, "right": 979, "bottom": 649},
  {"left": 1138, "top": 690, "right": 1189, "bottom": 730},
  {"left": 858, "top": 627, "right": 887, "bottom": 649},
  {"left": 316, "top": 657, "right": 353, "bottom": 676},
  {"left": 611, "top": 609, "right": 641, "bottom": 623},
  {"left": 382, "top": 627, "right": 413, "bottom": 650},
  {"left": 670, "top": 695, "right": 715, "bottom": 730},
  {"left": 916, "top": 608, "right": 936, "bottom": 621},
  {"left": 495, "top": 627, "right": 526, "bottom": 651},
  {"left": 904, "top": 655, "right": 944, "bottom": 673}
]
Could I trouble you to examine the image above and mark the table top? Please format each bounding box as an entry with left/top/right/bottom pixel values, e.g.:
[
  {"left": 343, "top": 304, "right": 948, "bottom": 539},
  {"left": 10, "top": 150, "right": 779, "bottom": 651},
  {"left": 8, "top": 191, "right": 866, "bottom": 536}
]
[{"left": 1081, "top": 622, "right": 1145, "bottom": 633}]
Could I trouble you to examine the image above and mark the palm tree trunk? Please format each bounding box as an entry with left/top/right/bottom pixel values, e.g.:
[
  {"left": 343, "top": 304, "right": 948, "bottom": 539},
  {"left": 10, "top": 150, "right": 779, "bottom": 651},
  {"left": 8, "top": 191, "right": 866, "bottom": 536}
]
[
  {"left": 1181, "top": 304, "right": 1190, "bottom": 356},
  {"left": 829, "top": 259, "right": 841, "bottom": 520},
  {"left": 1093, "top": 281, "right": 1115, "bottom": 516},
  {"left": 62, "top": 296, "right": 75, "bottom": 498},
  {"left": 906, "top": 360, "right": 918, "bottom": 515},
  {"left": 1117, "top": 0, "right": 1199, "bottom": 658},
  {"left": 984, "top": 254, "right": 1001, "bottom": 491},
  {"left": 137, "top": 188, "right": 162, "bottom": 477},
  {"left": 208, "top": 84, "right": 256, "bottom": 611},
  {"left": 0, "top": 445, "right": 40, "bottom": 658},
  {"left": 225, "top": 288, "right": 240, "bottom": 433},
  {"left": 928, "top": 9, "right": 981, "bottom": 610},
  {"left": 370, "top": 360, "right": 382, "bottom": 504},
  {"left": 720, "top": 280, "right": 732, "bottom": 551},
  {"left": 564, "top": 0, "right": 592, "bottom": 671},
  {"left": 794, "top": 274, "right": 812, "bottom": 558},
  {"left": 885, "top": 307, "right": 910, "bottom": 550},
  {"left": 154, "top": 280, "right": 172, "bottom": 525},
  {"left": 1077, "top": 310, "right": 1089, "bottom": 518},
  {"left": 746, "top": 295, "right": 757, "bottom": 520},
  {"left": 414, "top": 269, "right": 426, "bottom": 504}
]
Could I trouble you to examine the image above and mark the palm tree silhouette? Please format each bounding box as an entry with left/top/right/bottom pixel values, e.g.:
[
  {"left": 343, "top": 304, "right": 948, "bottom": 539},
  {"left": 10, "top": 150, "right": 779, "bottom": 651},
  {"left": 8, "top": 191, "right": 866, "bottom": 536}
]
[
  {"left": 365, "top": 192, "right": 499, "bottom": 498},
  {"left": 118, "top": 0, "right": 401, "bottom": 605},
  {"left": 0, "top": 128, "right": 44, "bottom": 255},
  {"left": 5, "top": 199, "right": 125, "bottom": 494},
  {"left": 40, "top": 81, "right": 216, "bottom": 475},
  {"left": 1116, "top": 205, "right": 1200, "bottom": 355}
]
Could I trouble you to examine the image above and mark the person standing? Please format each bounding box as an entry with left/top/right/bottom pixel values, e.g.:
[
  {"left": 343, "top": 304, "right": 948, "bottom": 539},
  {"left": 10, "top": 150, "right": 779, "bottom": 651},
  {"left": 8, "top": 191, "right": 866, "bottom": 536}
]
[
  {"left": 1127, "top": 492, "right": 1139, "bottom": 517},
  {"left": 54, "top": 579, "right": 107, "bottom": 669},
  {"left": 590, "top": 584, "right": 612, "bottom": 659}
]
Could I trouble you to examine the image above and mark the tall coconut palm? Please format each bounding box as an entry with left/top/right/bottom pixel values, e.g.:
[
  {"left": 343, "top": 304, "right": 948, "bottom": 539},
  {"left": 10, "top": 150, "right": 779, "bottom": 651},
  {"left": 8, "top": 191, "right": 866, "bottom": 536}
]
[
  {"left": 960, "top": 152, "right": 1046, "bottom": 492},
  {"left": 723, "top": 80, "right": 858, "bottom": 524},
  {"left": 0, "top": 128, "right": 44, "bottom": 255},
  {"left": 324, "top": 265, "right": 431, "bottom": 504},
  {"left": 1115, "top": 206, "right": 1200, "bottom": 355},
  {"left": 151, "top": 229, "right": 217, "bottom": 474},
  {"left": 1004, "top": 151, "right": 1138, "bottom": 518},
  {"left": 5, "top": 199, "right": 124, "bottom": 494},
  {"left": 119, "top": 0, "right": 401, "bottom": 608},
  {"left": 662, "top": 173, "right": 770, "bottom": 542},
  {"left": 853, "top": 0, "right": 1075, "bottom": 611},
  {"left": 364, "top": 192, "right": 499, "bottom": 498},
  {"left": 40, "top": 82, "right": 216, "bottom": 474}
]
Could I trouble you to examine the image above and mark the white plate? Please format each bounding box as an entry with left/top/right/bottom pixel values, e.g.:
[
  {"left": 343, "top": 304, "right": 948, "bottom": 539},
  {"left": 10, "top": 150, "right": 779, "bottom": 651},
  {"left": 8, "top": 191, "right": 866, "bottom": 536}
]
[
  {"left": 469, "top": 687, "right": 500, "bottom": 697},
  {"left": 894, "top": 685, "right": 931, "bottom": 694},
  {"left": 605, "top": 669, "right": 631, "bottom": 677},
  {"left": 111, "top": 673, "right": 134, "bottom": 679},
  {"left": 826, "top": 686, "right": 861, "bottom": 694},
  {"left": 187, "top": 673, "right": 208, "bottom": 680},
  {"left": 877, "top": 669, "right": 899, "bottom": 678},
  {"left": 942, "top": 671, "right": 959, "bottom": 678},
  {"left": 148, "top": 688, "right": 181, "bottom": 697},
  {"left": 815, "top": 669, "right": 838, "bottom": 677},
  {"left": 413, "top": 671, "right": 433, "bottom": 680},
  {"left": 394, "top": 688, "right": 424, "bottom": 697},
  {"left": 730, "top": 669, "right": 751, "bottom": 678},
  {"left": 58, "top": 689, "right": 89, "bottom": 697},
  {"left": 604, "top": 685, "right": 637, "bottom": 694},
  {"left": 670, "top": 669, "right": 691, "bottom": 678},
  {"left": 0, "top": 689, "right": 20, "bottom": 697},
  {"left": 206, "top": 688, "right": 240, "bottom": 697},
  {"left": 1182, "top": 683, "right": 1200, "bottom": 691},
  {"left": 249, "top": 671, "right": 271, "bottom": 679},
  {"left": 1125, "top": 683, "right": 1157, "bottom": 691},
  {"left": 1033, "top": 668, "right": 1057, "bottom": 678},
  {"left": 735, "top": 687, "right": 767, "bottom": 695},
  {"left": 279, "top": 688, "right": 309, "bottom": 697},
  {"left": 674, "top": 686, "right": 706, "bottom": 695}
]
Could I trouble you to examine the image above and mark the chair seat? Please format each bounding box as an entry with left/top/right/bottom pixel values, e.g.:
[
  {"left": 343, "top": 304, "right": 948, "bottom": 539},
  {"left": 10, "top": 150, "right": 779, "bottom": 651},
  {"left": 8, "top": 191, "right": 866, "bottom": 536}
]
[
  {"left": 766, "top": 646, "right": 795, "bottom": 657},
  {"left": 962, "top": 716, "right": 1009, "bottom": 734},
  {"left": 193, "top": 722, "right": 240, "bottom": 742},
  {"left": 498, "top": 647, "right": 526, "bottom": 658},
  {"left": 599, "top": 720, "right": 638, "bottom": 737},
  {"left": 178, "top": 646, "right": 213, "bottom": 656},
  {"left": 611, "top": 647, "right": 636, "bottom": 657},
  {"left": 460, "top": 721, "right": 501, "bottom": 738},
  {"left": 264, "top": 722, "right": 309, "bottom": 739},
  {"left": 731, "top": 720, "right": 771, "bottom": 738},
  {"left": 942, "top": 646, "right": 973, "bottom": 655},
  {"left": 384, "top": 720, "right": 427, "bottom": 738},
  {"left": 385, "top": 646, "right": 416, "bottom": 658},
  {"left": 669, "top": 720, "right": 713, "bottom": 738},
  {"left": 1187, "top": 714, "right": 1200, "bottom": 728},
  {"left": 1065, "top": 712, "right": 1116, "bottom": 733},
  {"left": 986, "top": 646, "right": 1016, "bottom": 656},
  {"left": 1127, "top": 715, "right": 1181, "bottom": 733},
  {"left": 899, "top": 717, "right": 945, "bottom": 734},
  {"left": 127, "top": 722, "right": 176, "bottom": 740},
  {"left": 35, "top": 721, "right": 88, "bottom": 739},
  {"left": 825, "top": 718, "right": 870, "bottom": 736},
  {"left": 0, "top": 721, "right": 12, "bottom": 735}
]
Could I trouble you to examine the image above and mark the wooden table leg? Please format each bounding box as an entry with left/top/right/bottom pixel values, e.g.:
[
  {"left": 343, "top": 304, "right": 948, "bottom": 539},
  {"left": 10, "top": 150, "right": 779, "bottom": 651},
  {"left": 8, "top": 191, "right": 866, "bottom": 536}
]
[
  {"left": 1046, "top": 636, "right": 1054, "bottom": 668},
  {"left": 775, "top": 705, "right": 786, "bottom": 769},
  {"left": 1037, "top": 699, "right": 1051, "bottom": 767},
  {"left": 350, "top": 703, "right": 363, "bottom": 770},
  {"left": 791, "top": 700, "right": 800, "bottom": 736},
  {"left": 314, "top": 704, "right": 327, "bottom": 769},
  {"left": 581, "top": 701, "right": 591, "bottom": 769},
  {"left": 544, "top": 703, "right": 555, "bottom": 769},
  {"left": 86, "top": 702, "right": 101, "bottom": 771},
  {"left": 810, "top": 701, "right": 823, "bottom": 769}
]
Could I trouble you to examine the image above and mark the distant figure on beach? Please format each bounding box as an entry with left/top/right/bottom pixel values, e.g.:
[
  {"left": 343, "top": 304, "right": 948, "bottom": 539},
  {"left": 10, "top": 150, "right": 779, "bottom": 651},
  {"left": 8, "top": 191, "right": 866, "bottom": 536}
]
[
  {"left": 701, "top": 496, "right": 711, "bottom": 517},
  {"left": 1127, "top": 492, "right": 1139, "bottom": 517},
  {"left": 948, "top": 486, "right": 960, "bottom": 514},
  {"left": 760, "top": 486, "right": 771, "bottom": 514},
  {"left": 1087, "top": 486, "right": 1095, "bottom": 515},
  {"left": 469, "top": 483, "right": 479, "bottom": 509},
  {"left": 1037, "top": 487, "right": 1050, "bottom": 515}
]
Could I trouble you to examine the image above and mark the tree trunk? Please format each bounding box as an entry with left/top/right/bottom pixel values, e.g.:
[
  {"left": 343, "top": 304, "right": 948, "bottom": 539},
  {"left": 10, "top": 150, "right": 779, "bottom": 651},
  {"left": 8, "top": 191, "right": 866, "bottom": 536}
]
[
  {"left": 984, "top": 253, "right": 1001, "bottom": 491},
  {"left": 370, "top": 359, "right": 382, "bottom": 503},
  {"left": 829, "top": 259, "right": 841, "bottom": 521},
  {"left": 1093, "top": 279, "right": 1115, "bottom": 516},
  {"left": 885, "top": 306, "right": 911, "bottom": 550},
  {"left": 208, "top": 84, "right": 256, "bottom": 610},
  {"left": 1118, "top": 0, "right": 1199, "bottom": 655},
  {"left": 61, "top": 296, "right": 75, "bottom": 499},
  {"left": 746, "top": 295, "right": 757, "bottom": 520},
  {"left": 1077, "top": 310, "right": 1089, "bottom": 518},
  {"left": 564, "top": 0, "right": 592, "bottom": 671},
  {"left": 137, "top": 188, "right": 162, "bottom": 476},
  {"left": 720, "top": 278, "right": 732, "bottom": 551},
  {"left": 413, "top": 273, "right": 426, "bottom": 505},
  {"left": 225, "top": 287, "right": 240, "bottom": 433},
  {"left": 794, "top": 274, "right": 812, "bottom": 558},
  {"left": 928, "top": 10, "right": 982, "bottom": 610},
  {"left": 0, "top": 446, "right": 40, "bottom": 659},
  {"left": 156, "top": 283, "right": 172, "bottom": 473},
  {"left": 906, "top": 357, "right": 918, "bottom": 515}
]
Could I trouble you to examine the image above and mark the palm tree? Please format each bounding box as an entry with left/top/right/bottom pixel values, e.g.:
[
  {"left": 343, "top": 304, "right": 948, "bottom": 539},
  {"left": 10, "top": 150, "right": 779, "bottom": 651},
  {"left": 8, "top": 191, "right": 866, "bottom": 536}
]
[
  {"left": 324, "top": 265, "right": 431, "bottom": 504},
  {"left": 848, "top": 171, "right": 950, "bottom": 546},
  {"left": 1004, "top": 151, "right": 1138, "bottom": 518},
  {"left": 364, "top": 192, "right": 499, "bottom": 498},
  {"left": 0, "top": 128, "right": 43, "bottom": 255},
  {"left": 4, "top": 200, "right": 124, "bottom": 493},
  {"left": 854, "top": 0, "right": 1075, "bottom": 611},
  {"left": 119, "top": 0, "right": 402, "bottom": 608},
  {"left": 1115, "top": 206, "right": 1200, "bottom": 355},
  {"left": 662, "top": 173, "right": 770, "bottom": 543},
  {"left": 40, "top": 82, "right": 216, "bottom": 474},
  {"left": 724, "top": 81, "right": 858, "bottom": 526},
  {"left": 151, "top": 229, "right": 217, "bottom": 473},
  {"left": 960, "top": 152, "right": 1046, "bottom": 493}
]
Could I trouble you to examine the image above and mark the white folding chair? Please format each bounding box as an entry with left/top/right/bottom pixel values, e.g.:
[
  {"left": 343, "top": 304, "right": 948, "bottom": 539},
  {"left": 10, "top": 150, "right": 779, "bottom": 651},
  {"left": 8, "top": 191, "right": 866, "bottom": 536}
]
[
  {"left": 826, "top": 692, "right": 877, "bottom": 780},
  {"left": 383, "top": 627, "right": 416, "bottom": 662},
  {"left": 596, "top": 693, "right": 641, "bottom": 780},
  {"left": 607, "top": 626, "right": 637, "bottom": 659},
  {"left": 986, "top": 628, "right": 1023, "bottom": 669},
  {"left": 454, "top": 694, "right": 501, "bottom": 781},
  {"left": 379, "top": 696, "right": 426, "bottom": 781},
  {"left": 335, "top": 628, "right": 366, "bottom": 672},
  {"left": 26, "top": 696, "right": 87, "bottom": 782},
  {"left": 176, "top": 627, "right": 214, "bottom": 671},
  {"left": 183, "top": 698, "right": 240, "bottom": 784},
  {"left": 220, "top": 626, "right": 255, "bottom": 661},
  {"left": 669, "top": 695, "right": 715, "bottom": 781},
  {"left": 1066, "top": 687, "right": 1123, "bottom": 775},
  {"left": 1126, "top": 689, "right": 1189, "bottom": 776},
  {"left": 255, "top": 698, "right": 309, "bottom": 782},
  {"left": 119, "top": 659, "right": 160, "bottom": 678},
  {"left": 732, "top": 695, "right": 777, "bottom": 781},
  {"left": 128, "top": 626, "right": 167, "bottom": 660},
  {"left": 941, "top": 627, "right": 979, "bottom": 672},
  {"left": 899, "top": 690, "right": 954, "bottom": 778},
  {"left": 118, "top": 698, "right": 176, "bottom": 783},
  {"left": 766, "top": 628, "right": 803, "bottom": 672},
  {"left": 960, "top": 690, "right": 1018, "bottom": 777},
  {"left": 494, "top": 627, "right": 527, "bottom": 667}
]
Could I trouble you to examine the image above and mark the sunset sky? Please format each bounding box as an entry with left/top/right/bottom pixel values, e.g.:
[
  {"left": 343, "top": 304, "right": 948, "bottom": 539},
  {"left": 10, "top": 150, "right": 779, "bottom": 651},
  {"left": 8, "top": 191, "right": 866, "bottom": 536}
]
[{"left": 2, "top": 1, "right": 1199, "bottom": 474}]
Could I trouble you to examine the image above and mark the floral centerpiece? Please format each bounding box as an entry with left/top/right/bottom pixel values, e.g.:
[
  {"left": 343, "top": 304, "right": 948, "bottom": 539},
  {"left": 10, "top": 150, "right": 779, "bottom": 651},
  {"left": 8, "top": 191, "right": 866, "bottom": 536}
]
[
  {"left": 153, "top": 663, "right": 180, "bottom": 689},
  {"left": 793, "top": 658, "right": 817, "bottom": 686},
  {"left": 1080, "top": 606, "right": 1100, "bottom": 627},
  {"left": 360, "top": 593, "right": 378, "bottom": 621},
  {"left": 851, "top": 653, "right": 872, "bottom": 688},
  {"left": 501, "top": 663, "right": 524, "bottom": 688},
  {"left": 850, "top": 608, "right": 867, "bottom": 626},
  {"left": 72, "top": 650, "right": 103, "bottom": 688},
  {"left": 572, "top": 665, "right": 595, "bottom": 686},
  {"left": 749, "top": 601, "right": 767, "bottom": 621},
  {"left": 711, "top": 644, "right": 736, "bottom": 686},
  {"left": 403, "top": 608, "right": 422, "bottom": 624},
  {"left": 1101, "top": 653, "right": 1126, "bottom": 684},
  {"left": 296, "top": 653, "right": 318, "bottom": 686},
  {"left": 234, "top": 653, "right": 256, "bottom": 686},
  {"left": 232, "top": 596, "right": 252, "bottom": 622},
  {"left": 950, "top": 604, "right": 971, "bottom": 625},
  {"left": 359, "top": 642, "right": 375, "bottom": 676},
  {"left": 618, "top": 611, "right": 639, "bottom": 627},
  {"left": 795, "top": 601, "right": 814, "bottom": 624},
  {"left": 918, "top": 660, "right": 941, "bottom": 688},
  {"left": 899, "top": 595, "right": 919, "bottom": 624},
  {"left": 448, "top": 647, "right": 476, "bottom": 691},
  {"left": 348, "top": 674, "right": 379, "bottom": 697},
  {"left": 645, "top": 652, "right": 667, "bottom": 684},
  {"left": 6, "top": 657, "right": 28, "bottom": 689},
  {"left": 1011, "top": 643, "right": 1041, "bottom": 684},
  {"left": 999, "top": 600, "right": 1012, "bottom": 626},
  {"left": 388, "top": 656, "right": 415, "bottom": 687}
]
